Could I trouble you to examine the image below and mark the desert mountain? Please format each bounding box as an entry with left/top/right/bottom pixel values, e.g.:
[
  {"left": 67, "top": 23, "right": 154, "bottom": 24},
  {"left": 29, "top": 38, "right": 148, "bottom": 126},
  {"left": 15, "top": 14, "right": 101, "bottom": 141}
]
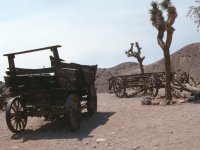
[
  {"left": 96, "top": 42, "right": 200, "bottom": 93},
  {"left": 144, "top": 42, "right": 200, "bottom": 80}
]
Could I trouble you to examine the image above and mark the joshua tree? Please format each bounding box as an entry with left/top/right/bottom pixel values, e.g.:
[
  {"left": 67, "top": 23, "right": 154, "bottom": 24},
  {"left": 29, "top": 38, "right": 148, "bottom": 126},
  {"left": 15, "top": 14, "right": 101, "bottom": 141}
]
[
  {"left": 125, "top": 42, "right": 145, "bottom": 74},
  {"left": 149, "top": 0, "right": 177, "bottom": 100},
  {"left": 187, "top": 0, "right": 200, "bottom": 30}
]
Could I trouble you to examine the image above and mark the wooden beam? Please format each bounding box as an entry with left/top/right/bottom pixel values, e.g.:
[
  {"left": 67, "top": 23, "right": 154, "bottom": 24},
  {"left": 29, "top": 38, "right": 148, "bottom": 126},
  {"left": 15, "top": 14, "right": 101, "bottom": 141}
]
[
  {"left": 6, "top": 67, "right": 55, "bottom": 75},
  {"left": 3, "top": 45, "right": 61, "bottom": 56}
]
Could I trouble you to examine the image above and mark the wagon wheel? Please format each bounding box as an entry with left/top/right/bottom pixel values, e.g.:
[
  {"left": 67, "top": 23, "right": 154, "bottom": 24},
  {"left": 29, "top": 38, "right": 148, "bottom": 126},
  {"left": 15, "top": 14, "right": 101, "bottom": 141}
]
[
  {"left": 136, "top": 78, "right": 148, "bottom": 96},
  {"left": 6, "top": 97, "right": 27, "bottom": 133},
  {"left": 65, "top": 94, "right": 81, "bottom": 131},
  {"left": 145, "top": 77, "right": 159, "bottom": 97},
  {"left": 87, "top": 84, "right": 97, "bottom": 116},
  {"left": 130, "top": 86, "right": 144, "bottom": 96},
  {"left": 113, "top": 77, "right": 125, "bottom": 98}
]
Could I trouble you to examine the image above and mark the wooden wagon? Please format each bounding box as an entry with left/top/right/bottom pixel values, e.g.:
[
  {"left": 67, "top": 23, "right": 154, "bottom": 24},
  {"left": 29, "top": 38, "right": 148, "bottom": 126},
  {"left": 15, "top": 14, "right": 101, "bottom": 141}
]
[
  {"left": 3, "top": 45, "right": 97, "bottom": 133},
  {"left": 108, "top": 72, "right": 166, "bottom": 98}
]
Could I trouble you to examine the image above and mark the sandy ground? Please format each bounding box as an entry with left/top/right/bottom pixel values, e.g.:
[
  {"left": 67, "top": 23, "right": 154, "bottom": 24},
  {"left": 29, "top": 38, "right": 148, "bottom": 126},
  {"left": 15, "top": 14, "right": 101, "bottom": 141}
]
[{"left": 1, "top": 93, "right": 200, "bottom": 150}]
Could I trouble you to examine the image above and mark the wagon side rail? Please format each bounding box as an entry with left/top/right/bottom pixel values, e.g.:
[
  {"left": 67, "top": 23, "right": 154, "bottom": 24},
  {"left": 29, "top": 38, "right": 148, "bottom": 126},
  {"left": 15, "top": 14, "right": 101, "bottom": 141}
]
[
  {"left": 6, "top": 67, "right": 55, "bottom": 75},
  {"left": 54, "top": 62, "right": 97, "bottom": 92}
]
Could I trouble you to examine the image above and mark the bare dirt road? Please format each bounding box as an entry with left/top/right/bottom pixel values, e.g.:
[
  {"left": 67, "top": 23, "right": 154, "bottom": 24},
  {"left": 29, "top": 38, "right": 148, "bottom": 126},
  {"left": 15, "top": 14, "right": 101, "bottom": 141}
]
[{"left": 1, "top": 93, "right": 200, "bottom": 150}]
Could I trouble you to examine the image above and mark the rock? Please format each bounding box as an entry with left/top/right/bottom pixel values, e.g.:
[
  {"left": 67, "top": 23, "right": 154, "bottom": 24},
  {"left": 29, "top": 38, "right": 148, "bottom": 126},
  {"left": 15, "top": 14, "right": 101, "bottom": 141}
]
[
  {"left": 84, "top": 141, "right": 89, "bottom": 145},
  {"left": 132, "top": 146, "right": 140, "bottom": 150},
  {"left": 144, "top": 96, "right": 152, "bottom": 100},
  {"left": 11, "top": 146, "right": 18, "bottom": 149},
  {"left": 141, "top": 96, "right": 152, "bottom": 105},
  {"left": 159, "top": 101, "right": 167, "bottom": 106},
  {"left": 159, "top": 100, "right": 170, "bottom": 106},
  {"left": 92, "top": 144, "right": 97, "bottom": 148},
  {"left": 106, "top": 143, "right": 111, "bottom": 147},
  {"left": 96, "top": 138, "right": 107, "bottom": 143},
  {"left": 166, "top": 100, "right": 171, "bottom": 105},
  {"left": 141, "top": 100, "right": 151, "bottom": 105},
  {"left": 188, "top": 96, "right": 196, "bottom": 102},
  {"left": 170, "top": 100, "right": 177, "bottom": 104},
  {"left": 151, "top": 100, "right": 159, "bottom": 105},
  {"left": 178, "top": 99, "right": 188, "bottom": 103}
]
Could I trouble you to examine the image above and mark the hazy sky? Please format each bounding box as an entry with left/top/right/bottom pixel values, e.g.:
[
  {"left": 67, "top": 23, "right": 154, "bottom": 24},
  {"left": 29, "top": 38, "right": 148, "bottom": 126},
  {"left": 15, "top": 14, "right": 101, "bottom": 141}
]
[{"left": 0, "top": 0, "right": 199, "bottom": 80}]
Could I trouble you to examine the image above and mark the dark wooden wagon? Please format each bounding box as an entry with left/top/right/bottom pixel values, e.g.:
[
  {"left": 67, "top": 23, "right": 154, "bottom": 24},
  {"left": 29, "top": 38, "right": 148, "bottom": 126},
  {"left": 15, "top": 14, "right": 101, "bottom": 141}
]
[
  {"left": 3, "top": 45, "right": 97, "bottom": 133},
  {"left": 108, "top": 72, "right": 166, "bottom": 98}
]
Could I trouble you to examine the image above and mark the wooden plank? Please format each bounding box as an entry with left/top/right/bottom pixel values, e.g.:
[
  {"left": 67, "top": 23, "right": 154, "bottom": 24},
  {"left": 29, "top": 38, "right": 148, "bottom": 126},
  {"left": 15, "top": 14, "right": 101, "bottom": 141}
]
[
  {"left": 4, "top": 74, "right": 56, "bottom": 88},
  {"left": 3, "top": 45, "right": 61, "bottom": 56},
  {"left": 0, "top": 82, "right": 5, "bottom": 90},
  {"left": 59, "top": 62, "right": 97, "bottom": 86},
  {"left": 6, "top": 67, "right": 55, "bottom": 75},
  {"left": 60, "top": 62, "right": 97, "bottom": 71}
]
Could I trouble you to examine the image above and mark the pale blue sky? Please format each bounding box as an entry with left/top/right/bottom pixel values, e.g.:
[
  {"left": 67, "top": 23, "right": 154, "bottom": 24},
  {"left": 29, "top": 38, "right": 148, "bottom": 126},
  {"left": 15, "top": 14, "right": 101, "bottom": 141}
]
[{"left": 0, "top": 0, "right": 199, "bottom": 80}]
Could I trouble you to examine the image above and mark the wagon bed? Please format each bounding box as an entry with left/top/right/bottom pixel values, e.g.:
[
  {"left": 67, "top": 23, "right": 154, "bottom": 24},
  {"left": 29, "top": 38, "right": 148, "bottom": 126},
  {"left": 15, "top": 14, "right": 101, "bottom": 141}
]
[{"left": 4, "top": 45, "right": 97, "bottom": 133}]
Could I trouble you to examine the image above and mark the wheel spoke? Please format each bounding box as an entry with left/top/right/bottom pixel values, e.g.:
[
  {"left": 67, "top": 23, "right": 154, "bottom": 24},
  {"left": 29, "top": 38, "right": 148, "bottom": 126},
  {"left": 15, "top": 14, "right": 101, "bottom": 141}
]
[
  {"left": 16, "top": 122, "right": 19, "bottom": 130},
  {"left": 19, "top": 122, "right": 22, "bottom": 130},
  {"left": 113, "top": 78, "right": 125, "bottom": 98},
  {"left": 22, "top": 119, "right": 26, "bottom": 128},
  {"left": 10, "top": 113, "right": 16, "bottom": 120},
  {"left": 17, "top": 100, "right": 21, "bottom": 110},
  {"left": 12, "top": 121, "right": 16, "bottom": 128},
  {"left": 13, "top": 102, "right": 18, "bottom": 111},
  {"left": 11, "top": 106, "right": 17, "bottom": 112}
]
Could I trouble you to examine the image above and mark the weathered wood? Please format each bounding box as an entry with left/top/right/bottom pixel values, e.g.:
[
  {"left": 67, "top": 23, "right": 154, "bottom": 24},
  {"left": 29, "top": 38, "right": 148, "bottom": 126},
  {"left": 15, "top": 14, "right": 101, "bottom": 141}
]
[
  {"left": 109, "top": 72, "right": 166, "bottom": 98},
  {"left": 6, "top": 67, "right": 55, "bottom": 75},
  {"left": 3, "top": 45, "right": 61, "bottom": 56},
  {"left": 60, "top": 62, "right": 97, "bottom": 71},
  {"left": 0, "top": 82, "right": 5, "bottom": 90},
  {"left": 4, "top": 75, "right": 56, "bottom": 90},
  {"left": 173, "top": 78, "right": 200, "bottom": 96},
  {"left": 3, "top": 45, "right": 98, "bottom": 133}
]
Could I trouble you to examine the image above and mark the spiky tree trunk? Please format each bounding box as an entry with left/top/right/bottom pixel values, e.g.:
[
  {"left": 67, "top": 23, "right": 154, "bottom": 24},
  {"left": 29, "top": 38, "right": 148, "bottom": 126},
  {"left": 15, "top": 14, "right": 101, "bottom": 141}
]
[
  {"left": 150, "top": 0, "right": 177, "bottom": 101},
  {"left": 138, "top": 59, "right": 144, "bottom": 74},
  {"left": 163, "top": 48, "right": 172, "bottom": 100},
  {"left": 125, "top": 42, "right": 145, "bottom": 74}
]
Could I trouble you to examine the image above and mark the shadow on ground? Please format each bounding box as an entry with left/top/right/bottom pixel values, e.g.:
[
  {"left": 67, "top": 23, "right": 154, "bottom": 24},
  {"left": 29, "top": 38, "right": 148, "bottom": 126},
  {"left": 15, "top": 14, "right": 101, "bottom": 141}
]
[
  {"left": 190, "top": 99, "right": 200, "bottom": 104},
  {"left": 11, "top": 112, "right": 115, "bottom": 141}
]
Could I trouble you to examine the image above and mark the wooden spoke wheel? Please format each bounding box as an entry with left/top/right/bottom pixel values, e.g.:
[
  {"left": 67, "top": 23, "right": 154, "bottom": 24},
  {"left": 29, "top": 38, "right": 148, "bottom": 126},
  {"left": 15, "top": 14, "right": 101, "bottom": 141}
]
[
  {"left": 6, "top": 97, "right": 27, "bottom": 133},
  {"left": 145, "top": 78, "right": 159, "bottom": 97},
  {"left": 133, "top": 86, "right": 146, "bottom": 96},
  {"left": 136, "top": 78, "right": 147, "bottom": 96},
  {"left": 65, "top": 94, "right": 81, "bottom": 131},
  {"left": 113, "top": 77, "right": 125, "bottom": 98},
  {"left": 87, "top": 84, "right": 97, "bottom": 116}
]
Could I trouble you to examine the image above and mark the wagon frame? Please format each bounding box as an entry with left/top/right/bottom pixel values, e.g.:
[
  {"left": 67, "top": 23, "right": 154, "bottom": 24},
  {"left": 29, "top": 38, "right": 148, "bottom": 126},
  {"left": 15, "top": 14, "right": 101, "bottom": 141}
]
[
  {"left": 4, "top": 45, "right": 97, "bottom": 133},
  {"left": 108, "top": 72, "right": 167, "bottom": 98}
]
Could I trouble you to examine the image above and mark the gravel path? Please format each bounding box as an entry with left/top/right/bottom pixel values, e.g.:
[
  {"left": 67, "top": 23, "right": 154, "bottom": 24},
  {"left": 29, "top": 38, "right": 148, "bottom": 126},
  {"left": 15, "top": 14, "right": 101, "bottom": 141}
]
[{"left": 1, "top": 93, "right": 200, "bottom": 150}]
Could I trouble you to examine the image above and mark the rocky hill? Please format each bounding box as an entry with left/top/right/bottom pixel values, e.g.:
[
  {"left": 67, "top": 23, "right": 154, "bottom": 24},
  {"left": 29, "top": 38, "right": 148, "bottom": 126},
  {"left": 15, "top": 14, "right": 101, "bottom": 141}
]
[
  {"left": 144, "top": 43, "right": 200, "bottom": 80},
  {"left": 95, "top": 42, "right": 200, "bottom": 93}
]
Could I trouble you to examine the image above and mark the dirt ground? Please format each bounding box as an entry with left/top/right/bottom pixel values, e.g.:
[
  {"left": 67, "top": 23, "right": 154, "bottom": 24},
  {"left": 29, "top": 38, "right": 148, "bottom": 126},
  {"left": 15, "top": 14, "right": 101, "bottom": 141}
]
[{"left": 1, "top": 93, "right": 200, "bottom": 150}]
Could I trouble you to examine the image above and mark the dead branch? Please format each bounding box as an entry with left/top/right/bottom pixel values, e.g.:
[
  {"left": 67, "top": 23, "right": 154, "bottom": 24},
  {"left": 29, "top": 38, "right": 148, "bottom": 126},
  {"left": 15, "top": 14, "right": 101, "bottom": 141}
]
[
  {"left": 173, "top": 76, "right": 200, "bottom": 96},
  {"left": 125, "top": 42, "right": 145, "bottom": 74}
]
